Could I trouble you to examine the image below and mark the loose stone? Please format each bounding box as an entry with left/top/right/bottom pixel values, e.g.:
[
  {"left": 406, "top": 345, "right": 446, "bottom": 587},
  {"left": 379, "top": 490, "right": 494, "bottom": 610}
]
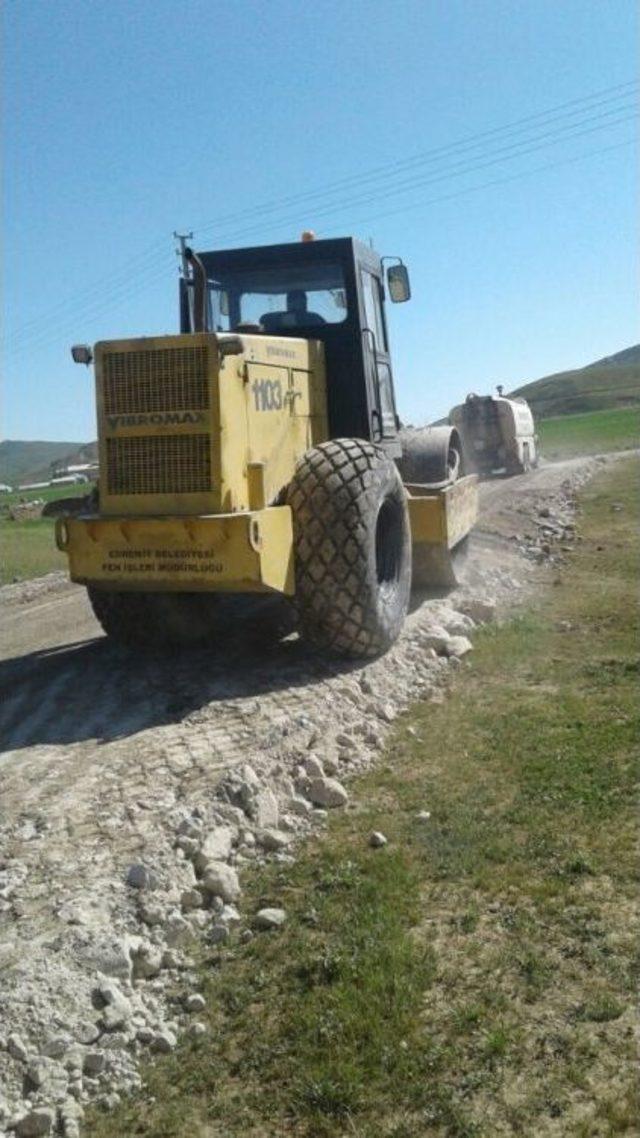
[
  {"left": 254, "top": 908, "right": 287, "bottom": 930},
  {"left": 253, "top": 788, "right": 279, "bottom": 829},
  {"left": 180, "top": 888, "right": 204, "bottom": 912},
  {"left": 82, "top": 1051, "right": 105, "bottom": 1076},
  {"left": 308, "top": 777, "right": 348, "bottom": 809},
  {"left": 7, "top": 1033, "right": 29, "bottom": 1062},
  {"left": 201, "top": 862, "right": 241, "bottom": 903},
  {"left": 258, "top": 828, "right": 290, "bottom": 852},
  {"left": 369, "top": 831, "right": 388, "bottom": 848},
  {"left": 41, "top": 1036, "right": 69, "bottom": 1060},
  {"left": 193, "top": 826, "right": 235, "bottom": 872},
  {"left": 184, "top": 993, "right": 206, "bottom": 1013},
  {"left": 219, "top": 904, "right": 241, "bottom": 925},
  {"left": 125, "top": 864, "right": 158, "bottom": 890},
  {"left": 419, "top": 627, "right": 451, "bottom": 654},
  {"left": 208, "top": 923, "right": 230, "bottom": 945},
  {"left": 15, "top": 1108, "right": 55, "bottom": 1137},
  {"left": 304, "top": 755, "right": 325, "bottom": 779},
  {"left": 163, "top": 912, "right": 192, "bottom": 947},
  {"left": 151, "top": 1029, "right": 177, "bottom": 1054},
  {"left": 58, "top": 1098, "right": 84, "bottom": 1138},
  {"left": 131, "top": 942, "right": 163, "bottom": 980},
  {"left": 189, "top": 1022, "right": 207, "bottom": 1038},
  {"left": 444, "top": 635, "right": 473, "bottom": 658}
]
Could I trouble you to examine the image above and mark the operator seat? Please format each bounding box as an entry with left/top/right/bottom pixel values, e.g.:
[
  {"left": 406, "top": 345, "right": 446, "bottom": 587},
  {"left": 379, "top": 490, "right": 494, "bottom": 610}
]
[{"left": 260, "top": 289, "right": 326, "bottom": 332}]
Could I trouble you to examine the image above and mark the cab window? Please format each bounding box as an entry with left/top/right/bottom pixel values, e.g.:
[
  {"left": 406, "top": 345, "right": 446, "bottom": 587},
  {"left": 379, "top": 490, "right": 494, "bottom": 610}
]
[{"left": 360, "top": 269, "right": 387, "bottom": 352}]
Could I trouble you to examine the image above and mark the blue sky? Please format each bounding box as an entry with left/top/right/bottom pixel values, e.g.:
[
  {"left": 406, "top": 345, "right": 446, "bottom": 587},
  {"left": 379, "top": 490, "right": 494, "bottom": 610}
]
[{"left": 3, "top": 0, "right": 638, "bottom": 441}]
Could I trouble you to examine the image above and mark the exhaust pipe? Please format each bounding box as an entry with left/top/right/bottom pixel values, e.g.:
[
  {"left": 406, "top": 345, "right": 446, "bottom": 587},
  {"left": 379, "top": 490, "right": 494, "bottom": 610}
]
[{"left": 184, "top": 247, "right": 209, "bottom": 333}]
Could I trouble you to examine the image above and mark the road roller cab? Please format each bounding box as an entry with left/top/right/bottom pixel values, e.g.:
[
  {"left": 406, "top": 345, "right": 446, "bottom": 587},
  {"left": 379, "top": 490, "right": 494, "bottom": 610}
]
[
  {"left": 61, "top": 233, "right": 477, "bottom": 657},
  {"left": 181, "top": 234, "right": 410, "bottom": 454}
]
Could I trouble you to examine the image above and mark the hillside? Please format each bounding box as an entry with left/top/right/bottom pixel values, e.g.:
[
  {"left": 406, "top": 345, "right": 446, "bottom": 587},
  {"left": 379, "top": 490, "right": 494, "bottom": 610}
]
[
  {"left": 511, "top": 346, "right": 640, "bottom": 418},
  {"left": 588, "top": 345, "right": 640, "bottom": 368},
  {"left": 0, "top": 440, "right": 97, "bottom": 487}
]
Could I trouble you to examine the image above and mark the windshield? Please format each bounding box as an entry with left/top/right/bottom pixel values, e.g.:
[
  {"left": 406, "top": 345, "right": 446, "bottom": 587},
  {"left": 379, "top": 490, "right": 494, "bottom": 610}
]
[{"left": 200, "top": 261, "right": 348, "bottom": 332}]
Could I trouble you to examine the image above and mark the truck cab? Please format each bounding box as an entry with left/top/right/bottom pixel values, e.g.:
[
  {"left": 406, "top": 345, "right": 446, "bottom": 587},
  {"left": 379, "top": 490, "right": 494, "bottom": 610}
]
[{"left": 181, "top": 236, "right": 410, "bottom": 457}]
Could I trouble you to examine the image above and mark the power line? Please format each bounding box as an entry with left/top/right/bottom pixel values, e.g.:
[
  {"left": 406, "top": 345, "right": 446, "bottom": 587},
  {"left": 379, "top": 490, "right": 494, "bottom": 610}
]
[
  {"left": 3, "top": 81, "right": 636, "bottom": 357},
  {"left": 6, "top": 137, "right": 633, "bottom": 367},
  {"left": 3, "top": 240, "right": 170, "bottom": 348},
  {"left": 326, "top": 138, "right": 635, "bottom": 235},
  {"left": 4, "top": 258, "right": 177, "bottom": 359},
  {"left": 193, "top": 106, "right": 637, "bottom": 248},
  {"left": 5, "top": 79, "right": 636, "bottom": 347},
  {"left": 192, "top": 79, "right": 638, "bottom": 237}
]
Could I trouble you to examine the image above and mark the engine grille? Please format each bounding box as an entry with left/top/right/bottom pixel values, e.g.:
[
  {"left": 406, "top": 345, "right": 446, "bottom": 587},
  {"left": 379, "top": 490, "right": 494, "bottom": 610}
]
[
  {"left": 102, "top": 346, "right": 209, "bottom": 415},
  {"left": 106, "top": 435, "right": 211, "bottom": 495}
]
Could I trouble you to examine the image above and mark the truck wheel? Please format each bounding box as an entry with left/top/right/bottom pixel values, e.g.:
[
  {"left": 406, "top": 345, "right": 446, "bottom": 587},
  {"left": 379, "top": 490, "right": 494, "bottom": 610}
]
[
  {"left": 87, "top": 588, "right": 218, "bottom": 648},
  {"left": 286, "top": 438, "right": 412, "bottom": 657}
]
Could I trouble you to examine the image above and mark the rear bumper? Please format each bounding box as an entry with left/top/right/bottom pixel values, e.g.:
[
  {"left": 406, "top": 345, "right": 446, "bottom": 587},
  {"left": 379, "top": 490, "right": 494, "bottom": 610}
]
[{"left": 55, "top": 507, "right": 294, "bottom": 595}]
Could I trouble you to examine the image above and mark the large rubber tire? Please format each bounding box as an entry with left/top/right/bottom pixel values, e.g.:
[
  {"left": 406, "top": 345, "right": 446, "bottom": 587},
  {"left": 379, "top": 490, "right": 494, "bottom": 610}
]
[
  {"left": 286, "top": 438, "right": 412, "bottom": 657},
  {"left": 88, "top": 588, "right": 218, "bottom": 649}
]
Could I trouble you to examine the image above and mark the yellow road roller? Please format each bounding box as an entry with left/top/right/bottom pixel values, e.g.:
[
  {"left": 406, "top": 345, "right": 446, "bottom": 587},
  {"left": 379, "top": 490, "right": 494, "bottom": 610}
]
[{"left": 59, "top": 233, "right": 477, "bottom": 656}]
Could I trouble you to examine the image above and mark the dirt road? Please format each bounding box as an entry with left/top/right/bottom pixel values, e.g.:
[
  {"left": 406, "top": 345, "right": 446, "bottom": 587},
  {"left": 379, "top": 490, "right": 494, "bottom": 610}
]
[{"left": 0, "top": 455, "right": 607, "bottom": 1128}]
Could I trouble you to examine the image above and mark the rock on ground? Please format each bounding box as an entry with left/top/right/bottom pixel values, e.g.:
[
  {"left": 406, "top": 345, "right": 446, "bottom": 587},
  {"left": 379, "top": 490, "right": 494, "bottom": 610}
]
[
  {"left": 254, "top": 908, "right": 287, "bottom": 930},
  {"left": 308, "top": 778, "right": 348, "bottom": 808}
]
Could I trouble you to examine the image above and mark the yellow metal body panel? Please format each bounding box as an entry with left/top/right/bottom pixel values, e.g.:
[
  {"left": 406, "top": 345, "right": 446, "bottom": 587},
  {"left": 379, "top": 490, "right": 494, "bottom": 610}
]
[
  {"left": 95, "top": 332, "right": 328, "bottom": 518},
  {"left": 64, "top": 328, "right": 478, "bottom": 601},
  {"left": 407, "top": 475, "right": 478, "bottom": 548},
  {"left": 407, "top": 475, "right": 478, "bottom": 588},
  {"left": 57, "top": 507, "right": 294, "bottom": 594}
]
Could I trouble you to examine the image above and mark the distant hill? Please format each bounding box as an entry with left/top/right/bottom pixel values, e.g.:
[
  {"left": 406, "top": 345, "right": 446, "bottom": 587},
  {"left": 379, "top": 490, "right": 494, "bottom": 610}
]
[
  {"left": 587, "top": 345, "right": 640, "bottom": 369},
  {"left": 0, "top": 440, "right": 97, "bottom": 487},
  {"left": 511, "top": 345, "right": 640, "bottom": 419}
]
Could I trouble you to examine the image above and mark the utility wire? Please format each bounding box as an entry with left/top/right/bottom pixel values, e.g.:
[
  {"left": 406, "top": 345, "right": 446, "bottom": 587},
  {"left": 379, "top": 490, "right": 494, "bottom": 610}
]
[
  {"left": 193, "top": 106, "right": 638, "bottom": 248},
  {"left": 5, "top": 80, "right": 636, "bottom": 346},
  {"left": 192, "top": 79, "right": 638, "bottom": 236},
  {"left": 325, "top": 138, "right": 635, "bottom": 235},
  {"left": 6, "top": 137, "right": 633, "bottom": 364},
  {"left": 4, "top": 258, "right": 177, "bottom": 359},
  {"left": 4, "top": 82, "right": 637, "bottom": 356},
  {"left": 3, "top": 241, "right": 170, "bottom": 347},
  {"left": 6, "top": 111, "right": 635, "bottom": 359}
]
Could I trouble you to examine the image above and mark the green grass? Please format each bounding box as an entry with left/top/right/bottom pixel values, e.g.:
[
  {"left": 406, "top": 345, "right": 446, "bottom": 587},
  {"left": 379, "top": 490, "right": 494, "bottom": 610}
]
[
  {"left": 512, "top": 360, "right": 640, "bottom": 418},
  {"left": 538, "top": 405, "right": 639, "bottom": 460},
  {"left": 88, "top": 457, "right": 639, "bottom": 1137},
  {"left": 0, "top": 483, "right": 90, "bottom": 510},
  {"left": 0, "top": 485, "right": 85, "bottom": 585},
  {"left": 0, "top": 517, "right": 69, "bottom": 584}
]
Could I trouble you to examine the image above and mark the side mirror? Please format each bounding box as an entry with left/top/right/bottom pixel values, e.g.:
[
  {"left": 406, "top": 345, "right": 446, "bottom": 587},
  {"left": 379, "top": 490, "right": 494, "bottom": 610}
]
[{"left": 387, "top": 263, "right": 411, "bottom": 303}]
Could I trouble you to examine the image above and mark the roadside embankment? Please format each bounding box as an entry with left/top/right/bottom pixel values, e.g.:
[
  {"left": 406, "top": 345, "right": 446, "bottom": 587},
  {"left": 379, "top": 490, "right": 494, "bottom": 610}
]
[
  {"left": 0, "top": 454, "right": 632, "bottom": 1137},
  {"left": 81, "top": 458, "right": 638, "bottom": 1137}
]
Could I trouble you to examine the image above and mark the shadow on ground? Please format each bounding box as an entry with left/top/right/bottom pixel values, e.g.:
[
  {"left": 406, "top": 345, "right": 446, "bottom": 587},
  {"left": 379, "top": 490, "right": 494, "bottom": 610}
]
[{"left": 0, "top": 610, "right": 364, "bottom": 752}]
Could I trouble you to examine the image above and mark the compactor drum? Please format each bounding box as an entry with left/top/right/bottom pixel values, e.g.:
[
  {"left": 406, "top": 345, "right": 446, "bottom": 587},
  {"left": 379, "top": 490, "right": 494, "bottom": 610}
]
[{"left": 60, "top": 235, "right": 477, "bottom": 657}]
